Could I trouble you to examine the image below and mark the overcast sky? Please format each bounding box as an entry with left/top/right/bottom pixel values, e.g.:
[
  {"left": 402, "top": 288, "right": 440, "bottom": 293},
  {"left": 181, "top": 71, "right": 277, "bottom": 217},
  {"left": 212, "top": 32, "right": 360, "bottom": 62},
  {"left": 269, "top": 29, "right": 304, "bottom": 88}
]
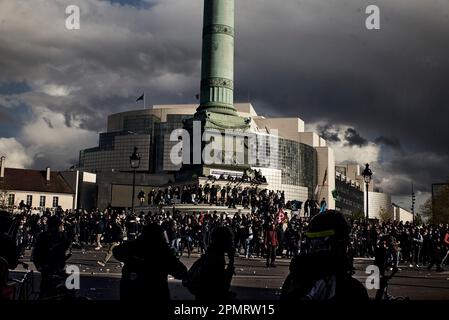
[{"left": 1, "top": 0, "right": 448, "bottom": 211}]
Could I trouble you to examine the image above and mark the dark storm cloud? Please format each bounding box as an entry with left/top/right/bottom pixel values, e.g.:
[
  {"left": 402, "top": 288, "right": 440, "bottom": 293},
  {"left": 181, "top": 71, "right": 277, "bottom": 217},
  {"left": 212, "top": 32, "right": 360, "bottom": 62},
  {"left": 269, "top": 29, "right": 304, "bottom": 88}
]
[
  {"left": 375, "top": 136, "right": 401, "bottom": 149},
  {"left": 317, "top": 124, "right": 341, "bottom": 143},
  {"left": 0, "top": 0, "right": 448, "bottom": 202},
  {"left": 344, "top": 128, "right": 368, "bottom": 147}
]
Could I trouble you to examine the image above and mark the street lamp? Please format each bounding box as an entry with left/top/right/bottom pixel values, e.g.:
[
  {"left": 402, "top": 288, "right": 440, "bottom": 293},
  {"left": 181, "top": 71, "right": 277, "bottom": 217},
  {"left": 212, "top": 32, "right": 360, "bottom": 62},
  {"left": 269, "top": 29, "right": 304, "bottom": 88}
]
[
  {"left": 362, "top": 163, "right": 373, "bottom": 221},
  {"left": 130, "top": 147, "right": 141, "bottom": 215}
]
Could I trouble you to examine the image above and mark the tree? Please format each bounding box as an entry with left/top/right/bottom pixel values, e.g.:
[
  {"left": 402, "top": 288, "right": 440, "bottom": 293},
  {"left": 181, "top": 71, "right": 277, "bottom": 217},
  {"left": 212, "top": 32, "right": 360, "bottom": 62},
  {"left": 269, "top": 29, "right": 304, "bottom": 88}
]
[
  {"left": 414, "top": 213, "right": 423, "bottom": 226},
  {"left": 420, "top": 197, "right": 433, "bottom": 223},
  {"left": 378, "top": 207, "right": 392, "bottom": 223},
  {"left": 421, "top": 185, "right": 449, "bottom": 224},
  {"left": 351, "top": 211, "right": 365, "bottom": 221}
]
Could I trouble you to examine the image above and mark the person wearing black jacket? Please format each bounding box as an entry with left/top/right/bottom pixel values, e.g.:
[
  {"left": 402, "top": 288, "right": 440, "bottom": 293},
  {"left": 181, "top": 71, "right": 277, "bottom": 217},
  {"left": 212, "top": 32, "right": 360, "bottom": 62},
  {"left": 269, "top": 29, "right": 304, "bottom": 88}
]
[
  {"left": 0, "top": 212, "right": 18, "bottom": 270},
  {"left": 193, "top": 226, "right": 236, "bottom": 301},
  {"left": 281, "top": 211, "right": 369, "bottom": 302},
  {"left": 113, "top": 224, "right": 187, "bottom": 312},
  {"left": 97, "top": 215, "right": 123, "bottom": 267},
  {"left": 32, "top": 216, "right": 71, "bottom": 299}
]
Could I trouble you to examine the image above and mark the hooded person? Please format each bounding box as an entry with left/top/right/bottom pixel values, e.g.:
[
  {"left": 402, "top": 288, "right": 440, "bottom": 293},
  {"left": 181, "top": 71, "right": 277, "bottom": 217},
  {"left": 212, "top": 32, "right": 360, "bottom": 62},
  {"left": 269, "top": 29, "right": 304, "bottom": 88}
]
[
  {"left": 113, "top": 223, "right": 187, "bottom": 305},
  {"left": 189, "top": 226, "right": 236, "bottom": 301},
  {"left": 281, "top": 210, "right": 368, "bottom": 302}
]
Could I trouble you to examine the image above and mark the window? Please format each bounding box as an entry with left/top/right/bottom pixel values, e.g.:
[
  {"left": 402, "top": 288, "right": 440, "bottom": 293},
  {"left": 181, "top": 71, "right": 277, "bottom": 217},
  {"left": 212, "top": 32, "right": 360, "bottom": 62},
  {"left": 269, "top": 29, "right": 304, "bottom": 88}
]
[
  {"left": 52, "top": 196, "right": 59, "bottom": 208},
  {"left": 8, "top": 194, "right": 15, "bottom": 206},
  {"left": 26, "top": 195, "right": 33, "bottom": 207},
  {"left": 39, "top": 196, "right": 46, "bottom": 207}
]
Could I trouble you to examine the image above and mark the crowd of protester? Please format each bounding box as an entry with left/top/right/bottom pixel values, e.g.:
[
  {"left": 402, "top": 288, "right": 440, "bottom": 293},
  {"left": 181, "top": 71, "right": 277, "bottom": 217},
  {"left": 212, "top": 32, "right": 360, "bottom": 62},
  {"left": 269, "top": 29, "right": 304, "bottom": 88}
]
[
  {"left": 5, "top": 200, "right": 449, "bottom": 271},
  {"left": 138, "top": 183, "right": 282, "bottom": 209},
  {"left": 1, "top": 184, "right": 449, "bottom": 303}
]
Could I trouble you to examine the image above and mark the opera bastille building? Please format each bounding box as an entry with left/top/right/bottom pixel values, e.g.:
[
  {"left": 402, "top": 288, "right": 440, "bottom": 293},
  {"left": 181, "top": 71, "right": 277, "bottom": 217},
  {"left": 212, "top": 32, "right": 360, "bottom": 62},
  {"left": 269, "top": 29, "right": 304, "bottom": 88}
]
[{"left": 78, "top": 103, "right": 335, "bottom": 212}]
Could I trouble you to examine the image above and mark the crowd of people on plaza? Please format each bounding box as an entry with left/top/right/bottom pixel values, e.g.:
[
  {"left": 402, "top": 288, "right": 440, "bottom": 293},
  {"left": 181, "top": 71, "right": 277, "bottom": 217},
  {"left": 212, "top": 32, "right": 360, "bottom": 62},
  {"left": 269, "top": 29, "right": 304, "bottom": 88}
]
[
  {"left": 1, "top": 190, "right": 448, "bottom": 303},
  {"left": 137, "top": 182, "right": 280, "bottom": 210}
]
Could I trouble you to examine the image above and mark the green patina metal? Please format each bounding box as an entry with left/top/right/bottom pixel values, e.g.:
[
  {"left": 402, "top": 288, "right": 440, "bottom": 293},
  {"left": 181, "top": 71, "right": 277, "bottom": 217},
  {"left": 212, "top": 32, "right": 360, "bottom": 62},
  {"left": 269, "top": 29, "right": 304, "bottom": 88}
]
[{"left": 193, "top": 0, "right": 250, "bottom": 131}]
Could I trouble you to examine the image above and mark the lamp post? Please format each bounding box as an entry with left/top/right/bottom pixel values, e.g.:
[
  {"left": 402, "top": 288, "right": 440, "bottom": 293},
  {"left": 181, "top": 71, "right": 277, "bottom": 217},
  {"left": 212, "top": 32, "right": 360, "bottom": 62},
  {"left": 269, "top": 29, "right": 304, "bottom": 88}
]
[
  {"left": 130, "top": 147, "right": 141, "bottom": 215},
  {"left": 362, "top": 163, "right": 373, "bottom": 221}
]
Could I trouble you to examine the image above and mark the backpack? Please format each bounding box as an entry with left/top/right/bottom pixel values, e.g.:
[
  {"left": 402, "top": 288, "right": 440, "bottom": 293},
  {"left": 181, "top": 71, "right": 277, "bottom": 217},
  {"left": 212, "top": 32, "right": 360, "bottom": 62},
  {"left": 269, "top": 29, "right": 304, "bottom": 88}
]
[{"left": 182, "top": 254, "right": 206, "bottom": 296}]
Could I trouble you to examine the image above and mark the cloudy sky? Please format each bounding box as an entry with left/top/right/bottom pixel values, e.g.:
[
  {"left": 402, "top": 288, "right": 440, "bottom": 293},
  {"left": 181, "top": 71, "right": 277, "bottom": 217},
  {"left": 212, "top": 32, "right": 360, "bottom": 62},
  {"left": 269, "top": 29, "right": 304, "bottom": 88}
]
[{"left": 1, "top": 0, "right": 448, "bottom": 211}]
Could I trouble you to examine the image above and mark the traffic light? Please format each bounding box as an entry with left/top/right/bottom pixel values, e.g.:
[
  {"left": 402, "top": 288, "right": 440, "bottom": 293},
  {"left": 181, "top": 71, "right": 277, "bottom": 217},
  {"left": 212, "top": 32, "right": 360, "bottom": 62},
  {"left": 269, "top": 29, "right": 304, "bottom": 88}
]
[{"left": 411, "top": 192, "right": 416, "bottom": 213}]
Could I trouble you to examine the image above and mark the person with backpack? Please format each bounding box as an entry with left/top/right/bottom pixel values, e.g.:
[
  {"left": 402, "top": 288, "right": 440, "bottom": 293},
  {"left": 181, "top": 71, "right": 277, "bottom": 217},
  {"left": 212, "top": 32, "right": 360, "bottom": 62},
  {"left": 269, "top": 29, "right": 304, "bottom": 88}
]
[{"left": 184, "top": 226, "right": 236, "bottom": 301}]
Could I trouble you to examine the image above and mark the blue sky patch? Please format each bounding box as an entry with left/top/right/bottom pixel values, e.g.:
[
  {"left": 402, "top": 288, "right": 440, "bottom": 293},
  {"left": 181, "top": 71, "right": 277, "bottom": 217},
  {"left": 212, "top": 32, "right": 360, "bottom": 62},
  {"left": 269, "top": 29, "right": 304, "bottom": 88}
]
[{"left": 0, "top": 81, "right": 31, "bottom": 95}]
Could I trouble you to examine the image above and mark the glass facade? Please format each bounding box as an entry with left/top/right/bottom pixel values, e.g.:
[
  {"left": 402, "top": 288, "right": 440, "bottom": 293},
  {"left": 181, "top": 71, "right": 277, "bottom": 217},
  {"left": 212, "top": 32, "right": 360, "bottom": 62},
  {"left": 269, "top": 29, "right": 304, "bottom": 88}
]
[
  {"left": 80, "top": 134, "right": 151, "bottom": 173},
  {"left": 250, "top": 134, "right": 318, "bottom": 198},
  {"left": 79, "top": 108, "right": 319, "bottom": 202},
  {"left": 160, "top": 114, "right": 192, "bottom": 172}
]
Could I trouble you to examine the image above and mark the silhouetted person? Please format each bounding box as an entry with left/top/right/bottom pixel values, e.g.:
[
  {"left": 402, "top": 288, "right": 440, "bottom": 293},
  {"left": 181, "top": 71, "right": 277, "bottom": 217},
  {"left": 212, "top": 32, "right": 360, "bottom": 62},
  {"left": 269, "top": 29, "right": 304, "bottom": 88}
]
[
  {"left": 427, "top": 229, "right": 443, "bottom": 272},
  {"left": 264, "top": 222, "right": 279, "bottom": 268},
  {"left": 137, "top": 190, "right": 145, "bottom": 206},
  {"left": 0, "top": 212, "right": 18, "bottom": 270},
  {"left": 193, "top": 226, "right": 235, "bottom": 301},
  {"left": 281, "top": 211, "right": 368, "bottom": 303},
  {"left": 33, "top": 216, "right": 71, "bottom": 299},
  {"left": 97, "top": 214, "right": 123, "bottom": 267},
  {"left": 113, "top": 224, "right": 187, "bottom": 312}
]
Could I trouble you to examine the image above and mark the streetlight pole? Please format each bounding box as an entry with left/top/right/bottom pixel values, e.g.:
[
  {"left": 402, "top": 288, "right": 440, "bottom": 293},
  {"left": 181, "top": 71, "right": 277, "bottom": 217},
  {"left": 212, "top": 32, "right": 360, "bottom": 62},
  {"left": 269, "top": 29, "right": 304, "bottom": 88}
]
[
  {"left": 362, "top": 163, "right": 373, "bottom": 222},
  {"left": 130, "top": 147, "right": 141, "bottom": 215},
  {"left": 132, "top": 168, "right": 136, "bottom": 214},
  {"left": 365, "top": 182, "right": 369, "bottom": 221}
]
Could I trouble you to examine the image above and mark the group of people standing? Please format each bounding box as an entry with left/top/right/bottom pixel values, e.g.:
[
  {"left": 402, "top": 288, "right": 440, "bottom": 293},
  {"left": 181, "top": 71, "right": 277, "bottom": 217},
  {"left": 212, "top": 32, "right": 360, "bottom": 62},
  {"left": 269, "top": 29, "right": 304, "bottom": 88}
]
[{"left": 137, "top": 184, "right": 285, "bottom": 210}]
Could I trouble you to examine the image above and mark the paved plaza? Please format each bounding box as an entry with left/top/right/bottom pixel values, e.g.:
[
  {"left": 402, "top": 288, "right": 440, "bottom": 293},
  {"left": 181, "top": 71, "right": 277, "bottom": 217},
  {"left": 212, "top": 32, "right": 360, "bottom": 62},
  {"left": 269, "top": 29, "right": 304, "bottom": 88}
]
[{"left": 11, "top": 247, "right": 449, "bottom": 301}]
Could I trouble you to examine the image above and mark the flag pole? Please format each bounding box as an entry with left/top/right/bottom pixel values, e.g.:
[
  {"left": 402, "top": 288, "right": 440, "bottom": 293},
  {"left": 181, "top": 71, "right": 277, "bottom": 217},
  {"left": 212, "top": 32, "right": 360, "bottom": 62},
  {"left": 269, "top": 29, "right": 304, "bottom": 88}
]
[{"left": 143, "top": 92, "right": 146, "bottom": 110}]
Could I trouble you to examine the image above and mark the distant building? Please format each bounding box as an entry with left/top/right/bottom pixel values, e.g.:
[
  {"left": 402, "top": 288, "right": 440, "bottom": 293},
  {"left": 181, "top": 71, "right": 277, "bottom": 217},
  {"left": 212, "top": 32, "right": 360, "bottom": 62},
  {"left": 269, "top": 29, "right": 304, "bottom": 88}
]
[
  {"left": 0, "top": 156, "right": 96, "bottom": 211},
  {"left": 336, "top": 163, "right": 394, "bottom": 220},
  {"left": 334, "top": 170, "right": 364, "bottom": 219},
  {"left": 431, "top": 183, "right": 449, "bottom": 222},
  {"left": 392, "top": 203, "right": 414, "bottom": 223}
]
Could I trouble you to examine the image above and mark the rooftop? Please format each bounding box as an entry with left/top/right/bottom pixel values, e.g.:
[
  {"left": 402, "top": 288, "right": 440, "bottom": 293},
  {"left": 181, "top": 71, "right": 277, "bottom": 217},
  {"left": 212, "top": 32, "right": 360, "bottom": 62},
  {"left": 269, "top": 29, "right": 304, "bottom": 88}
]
[{"left": 0, "top": 168, "right": 74, "bottom": 194}]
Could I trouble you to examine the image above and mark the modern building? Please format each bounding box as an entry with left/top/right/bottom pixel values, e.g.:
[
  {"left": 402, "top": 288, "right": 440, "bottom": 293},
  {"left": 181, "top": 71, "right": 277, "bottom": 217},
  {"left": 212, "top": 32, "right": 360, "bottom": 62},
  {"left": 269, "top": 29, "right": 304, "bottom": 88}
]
[
  {"left": 79, "top": 103, "right": 335, "bottom": 209},
  {"left": 392, "top": 203, "right": 414, "bottom": 223},
  {"left": 431, "top": 183, "right": 449, "bottom": 223},
  {"left": 334, "top": 170, "right": 364, "bottom": 219},
  {"left": 335, "top": 163, "right": 396, "bottom": 221},
  {"left": 0, "top": 156, "right": 96, "bottom": 211},
  {"left": 365, "top": 191, "right": 393, "bottom": 220}
]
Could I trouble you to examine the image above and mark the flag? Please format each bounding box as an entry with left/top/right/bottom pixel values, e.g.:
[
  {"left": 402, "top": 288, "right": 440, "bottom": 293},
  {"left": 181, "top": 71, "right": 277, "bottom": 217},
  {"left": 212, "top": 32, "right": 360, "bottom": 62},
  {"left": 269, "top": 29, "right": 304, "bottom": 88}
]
[
  {"left": 136, "top": 93, "right": 144, "bottom": 102},
  {"left": 314, "top": 184, "right": 319, "bottom": 197},
  {"left": 322, "top": 169, "right": 328, "bottom": 185}
]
